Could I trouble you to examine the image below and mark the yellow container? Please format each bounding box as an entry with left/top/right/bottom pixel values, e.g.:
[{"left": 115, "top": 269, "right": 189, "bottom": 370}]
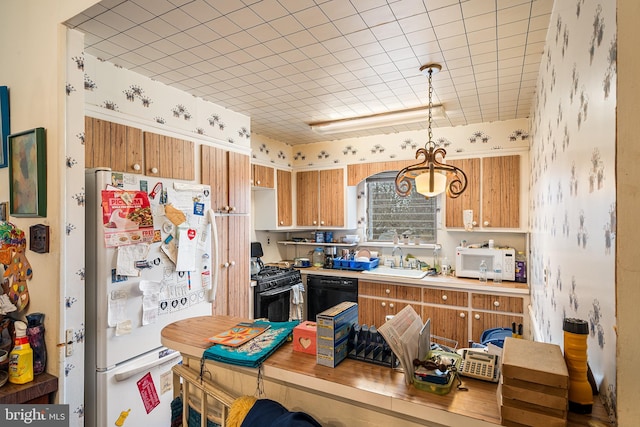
[
  {"left": 563, "top": 318, "right": 592, "bottom": 414},
  {"left": 8, "top": 321, "right": 34, "bottom": 385}
]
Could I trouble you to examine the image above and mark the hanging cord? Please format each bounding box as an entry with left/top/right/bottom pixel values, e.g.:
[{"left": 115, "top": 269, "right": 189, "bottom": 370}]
[
  {"left": 255, "top": 365, "right": 265, "bottom": 398},
  {"left": 449, "top": 364, "right": 469, "bottom": 391},
  {"left": 199, "top": 357, "right": 212, "bottom": 383},
  {"left": 428, "top": 66, "right": 434, "bottom": 144}
]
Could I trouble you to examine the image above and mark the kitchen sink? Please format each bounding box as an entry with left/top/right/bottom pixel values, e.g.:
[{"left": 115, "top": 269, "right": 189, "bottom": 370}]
[{"left": 361, "top": 266, "right": 428, "bottom": 279}]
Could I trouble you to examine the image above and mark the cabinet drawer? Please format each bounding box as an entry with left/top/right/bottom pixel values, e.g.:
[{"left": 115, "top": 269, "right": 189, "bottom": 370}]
[
  {"left": 471, "top": 293, "right": 523, "bottom": 313},
  {"left": 359, "top": 281, "right": 420, "bottom": 301},
  {"left": 423, "top": 288, "right": 468, "bottom": 306}
]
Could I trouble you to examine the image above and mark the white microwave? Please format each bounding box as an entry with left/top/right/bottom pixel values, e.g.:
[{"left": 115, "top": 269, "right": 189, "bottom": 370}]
[{"left": 455, "top": 247, "right": 516, "bottom": 281}]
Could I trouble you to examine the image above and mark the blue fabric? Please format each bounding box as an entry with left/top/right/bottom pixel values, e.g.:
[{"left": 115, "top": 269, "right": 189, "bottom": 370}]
[
  {"left": 240, "top": 399, "right": 321, "bottom": 427},
  {"left": 480, "top": 327, "right": 513, "bottom": 348},
  {"left": 203, "top": 320, "right": 298, "bottom": 368}
]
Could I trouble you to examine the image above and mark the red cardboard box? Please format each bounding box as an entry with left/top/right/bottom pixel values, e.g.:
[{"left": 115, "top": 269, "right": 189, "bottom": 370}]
[{"left": 293, "top": 321, "right": 317, "bottom": 355}]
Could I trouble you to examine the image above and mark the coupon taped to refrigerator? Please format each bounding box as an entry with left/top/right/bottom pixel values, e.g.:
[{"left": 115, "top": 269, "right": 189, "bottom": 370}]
[{"left": 102, "top": 190, "right": 155, "bottom": 247}]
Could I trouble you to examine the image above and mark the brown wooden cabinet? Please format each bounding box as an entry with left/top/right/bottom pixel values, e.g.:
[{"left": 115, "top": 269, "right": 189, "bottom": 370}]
[
  {"left": 252, "top": 164, "right": 274, "bottom": 188},
  {"left": 358, "top": 280, "right": 421, "bottom": 328},
  {"left": 202, "top": 145, "right": 251, "bottom": 317},
  {"left": 276, "top": 169, "right": 293, "bottom": 227},
  {"left": 445, "top": 155, "right": 520, "bottom": 229},
  {"left": 202, "top": 145, "right": 250, "bottom": 214},
  {"left": 470, "top": 292, "right": 525, "bottom": 343},
  {"left": 85, "top": 116, "right": 195, "bottom": 180},
  {"left": 296, "top": 168, "right": 346, "bottom": 227},
  {"left": 421, "top": 288, "right": 469, "bottom": 348},
  {"left": 85, "top": 116, "right": 143, "bottom": 173},
  {"left": 143, "top": 131, "right": 194, "bottom": 180}
]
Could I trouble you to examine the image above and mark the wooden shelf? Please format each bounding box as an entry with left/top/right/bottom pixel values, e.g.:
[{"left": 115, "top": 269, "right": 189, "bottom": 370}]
[
  {"left": 277, "top": 241, "right": 357, "bottom": 247},
  {"left": 0, "top": 372, "right": 58, "bottom": 404}
]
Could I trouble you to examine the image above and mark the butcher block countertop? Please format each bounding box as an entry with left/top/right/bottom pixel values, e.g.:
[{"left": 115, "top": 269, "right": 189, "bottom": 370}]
[{"left": 161, "top": 315, "right": 610, "bottom": 427}]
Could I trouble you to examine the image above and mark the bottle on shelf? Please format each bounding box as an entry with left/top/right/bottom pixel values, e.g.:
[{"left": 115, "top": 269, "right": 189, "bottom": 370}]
[
  {"left": 493, "top": 261, "right": 502, "bottom": 283},
  {"left": 479, "top": 260, "right": 488, "bottom": 283},
  {"left": 8, "top": 320, "right": 34, "bottom": 384},
  {"left": 515, "top": 251, "right": 527, "bottom": 283}
]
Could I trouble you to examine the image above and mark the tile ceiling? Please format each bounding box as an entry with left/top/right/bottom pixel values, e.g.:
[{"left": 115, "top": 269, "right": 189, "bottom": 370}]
[{"left": 65, "top": 0, "right": 553, "bottom": 145}]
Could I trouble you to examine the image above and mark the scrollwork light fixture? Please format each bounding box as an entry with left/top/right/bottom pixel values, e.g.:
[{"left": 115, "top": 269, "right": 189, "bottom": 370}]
[{"left": 395, "top": 64, "right": 467, "bottom": 199}]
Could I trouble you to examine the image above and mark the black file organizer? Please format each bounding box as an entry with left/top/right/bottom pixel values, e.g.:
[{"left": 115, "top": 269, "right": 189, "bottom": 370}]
[{"left": 347, "top": 324, "right": 400, "bottom": 369}]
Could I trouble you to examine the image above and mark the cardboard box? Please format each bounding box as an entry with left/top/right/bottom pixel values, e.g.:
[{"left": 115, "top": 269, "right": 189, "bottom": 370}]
[
  {"left": 293, "top": 321, "right": 317, "bottom": 355},
  {"left": 316, "top": 301, "right": 358, "bottom": 367},
  {"left": 501, "top": 338, "right": 569, "bottom": 388}
]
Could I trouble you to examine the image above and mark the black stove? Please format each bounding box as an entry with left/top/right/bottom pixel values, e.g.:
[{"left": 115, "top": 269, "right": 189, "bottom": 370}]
[{"left": 252, "top": 266, "right": 302, "bottom": 293}]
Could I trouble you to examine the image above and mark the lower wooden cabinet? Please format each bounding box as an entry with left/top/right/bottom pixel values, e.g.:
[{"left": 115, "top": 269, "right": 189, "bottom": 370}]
[{"left": 357, "top": 281, "right": 527, "bottom": 347}]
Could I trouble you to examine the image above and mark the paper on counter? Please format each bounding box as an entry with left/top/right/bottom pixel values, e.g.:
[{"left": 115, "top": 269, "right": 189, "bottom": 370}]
[
  {"left": 116, "top": 243, "right": 150, "bottom": 276},
  {"left": 140, "top": 280, "right": 162, "bottom": 325}
]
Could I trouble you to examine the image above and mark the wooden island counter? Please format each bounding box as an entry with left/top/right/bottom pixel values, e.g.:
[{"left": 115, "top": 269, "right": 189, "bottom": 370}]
[{"left": 161, "top": 315, "right": 610, "bottom": 427}]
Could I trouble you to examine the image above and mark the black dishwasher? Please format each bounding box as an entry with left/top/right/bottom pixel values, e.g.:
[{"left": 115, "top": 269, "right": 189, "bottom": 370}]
[{"left": 306, "top": 275, "right": 358, "bottom": 321}]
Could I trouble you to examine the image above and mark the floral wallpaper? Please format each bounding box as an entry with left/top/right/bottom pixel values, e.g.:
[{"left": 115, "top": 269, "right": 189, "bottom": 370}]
[
  {"left": 65, "top": 28, "right": 87, "bottom": 426},
  {"left": 529, "top": 0, "right": 617, "bottom": 420}
]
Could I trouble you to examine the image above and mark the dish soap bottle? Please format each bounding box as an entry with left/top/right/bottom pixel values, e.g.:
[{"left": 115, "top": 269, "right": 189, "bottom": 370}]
[
  {"left": 9, "top": 320, "right": 34, "bottom": 384},
  {"left": 479, "top": 260, "right": 488, "bottom": 283}
]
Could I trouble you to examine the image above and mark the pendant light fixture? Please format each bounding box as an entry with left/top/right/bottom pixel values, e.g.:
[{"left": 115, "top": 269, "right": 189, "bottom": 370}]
[{"left": 395, "top": 64, "right": 467, "bottom": 199}]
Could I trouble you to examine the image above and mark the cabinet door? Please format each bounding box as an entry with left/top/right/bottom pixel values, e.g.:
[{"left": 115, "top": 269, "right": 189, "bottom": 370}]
[
  {"left": 481, "top": 155, "right": 520, "bottom": 228},
  {"left": 202, "top": 145, "right": 228, "bottom": 212},
  {"left": 143, "top": 131, "right": 172, "bottom": 177},
  {"left": 228, "top": 151, "right": 251, "bottom": 214},
  {"left": 296, "top": 170, "right": 319, "bottom": 226},
  {"left": 423, "top": 288, "right": 468, "bottom": 307},
  {"left": 226, "top": 215, "right": 251, "bottom": 318},
  {"left": 252, "top": 165, "right": 274, "bottom": 188},
  {"left": 421, "top": 305, "right": 468, "bottom": 349},
  {"left": 319, "top": 168, "right": 345, "bottom": 227},
  {"left": 471, "top": 311, "right": 523, "bottom": 344},
  {"left": 277, "top": 169, "right": 293, "bottom": 226},
  {"left": 85, "top": 117, "right": 143, "bottom": 173},
  {"left": 445, "top": 158, "right": 480, "bottom": 228},
  {"left": 211, "top": 215, "right": 229, "bottom": 316}
]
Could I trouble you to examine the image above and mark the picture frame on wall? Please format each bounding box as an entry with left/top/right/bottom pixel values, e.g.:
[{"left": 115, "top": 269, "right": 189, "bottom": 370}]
[
  {"left": 8, "top": 127, "right": 47, "bottom": 217},
  {"left": 0, "top": 86, "right": 9, "bottom": 168}
]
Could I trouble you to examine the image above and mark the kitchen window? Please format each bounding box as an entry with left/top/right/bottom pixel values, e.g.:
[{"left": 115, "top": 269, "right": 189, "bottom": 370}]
[{"left": 365, "top": 172, "right": 438, "bottom": 242}]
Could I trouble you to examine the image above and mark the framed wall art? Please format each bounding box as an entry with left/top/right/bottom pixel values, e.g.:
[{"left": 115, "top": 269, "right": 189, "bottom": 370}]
[
  {"left": 8, "top": 127, "right": 47, "bottom": 217},
  {"left": 0, "top": 86, "right": 9, "bottom": 168}
]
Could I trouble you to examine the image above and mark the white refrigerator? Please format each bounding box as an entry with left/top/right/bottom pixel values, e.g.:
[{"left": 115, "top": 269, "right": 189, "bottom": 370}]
[{"left": 85, "top": 168, "right": 217, "bottom": 427}]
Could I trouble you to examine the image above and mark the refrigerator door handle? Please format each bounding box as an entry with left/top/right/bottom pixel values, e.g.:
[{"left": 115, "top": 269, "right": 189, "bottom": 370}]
[
  {"left": 114, "top": 351, "right": 182, "bottom": 382},
  {"left": 207, "top": 209, "right": 220, "bottom": 302}
]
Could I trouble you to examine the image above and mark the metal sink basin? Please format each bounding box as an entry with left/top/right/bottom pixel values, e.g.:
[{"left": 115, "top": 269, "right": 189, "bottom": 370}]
[{"left": 361, "top": 266, "right": 428, "bottom": 279}]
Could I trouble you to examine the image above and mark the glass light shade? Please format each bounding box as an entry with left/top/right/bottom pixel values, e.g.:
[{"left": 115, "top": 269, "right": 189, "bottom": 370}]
[{"left": 415, "top": 170, "right": 447, "bottom": 197}]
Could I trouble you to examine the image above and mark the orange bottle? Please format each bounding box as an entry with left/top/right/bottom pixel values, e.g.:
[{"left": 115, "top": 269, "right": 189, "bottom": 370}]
[{"left": 563, "top": 318, "right": 593, "bottom": 414}]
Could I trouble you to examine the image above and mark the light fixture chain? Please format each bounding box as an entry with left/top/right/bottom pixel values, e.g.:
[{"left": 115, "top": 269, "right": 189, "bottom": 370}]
[{"left": 428, "top": 68, "right": 433, "bottom": 142}]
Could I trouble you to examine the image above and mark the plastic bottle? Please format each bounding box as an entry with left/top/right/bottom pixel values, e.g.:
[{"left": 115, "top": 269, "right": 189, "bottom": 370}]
[
  {"left": 493, "top": 261, "right": 502, "bottom": 283},
  {"left": 312, "top": 247, "right": 325, "bottom": 267},
  {"left": 26, "top": 312, "right": 46, "bottom": 375},
  {"left": 8, "top": 321, "right": 34, "bottom": 384},
  {"left": 479, "top": 260, "right": 487, "bottom": 283},
  {"left": 441, "top": 257, "right": 449, "bottom": 276},
  {"left": 563, "top": 318, "right": 593, "bottom": 414},
  {"left": 515, "top": 251, "right": 527, "bottom": 283}
]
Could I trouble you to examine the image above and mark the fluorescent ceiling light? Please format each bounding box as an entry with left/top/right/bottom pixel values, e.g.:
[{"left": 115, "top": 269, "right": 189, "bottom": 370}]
[{"left": 309, "top": 105, "right": 445, "bottom": 135}]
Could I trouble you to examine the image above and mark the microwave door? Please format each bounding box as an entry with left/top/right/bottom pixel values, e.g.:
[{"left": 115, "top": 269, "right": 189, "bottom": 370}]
[{"left": 462, "top": 254, "right": 494, "bottom": 272}]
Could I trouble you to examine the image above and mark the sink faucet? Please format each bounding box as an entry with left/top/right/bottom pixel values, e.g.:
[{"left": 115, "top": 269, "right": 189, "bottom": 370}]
[{"left": 392, "top": 246, "right": 403, "bottom": 268}]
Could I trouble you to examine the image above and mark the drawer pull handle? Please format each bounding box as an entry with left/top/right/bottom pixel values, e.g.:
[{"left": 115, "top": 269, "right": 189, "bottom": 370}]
[
  {"left": 459, "top": 312, "right": 465, "bottom": 318},
  {"left": 132, "top": 163, "right": 141, "bottom": 171},
  {"left": 441, "top": 295, "right": 448, "bottom": 301},
  {"left": 389, "top": 303, "right": 394, "bottom": 308},
  {"left": 385, "top": 288, "right": 391, "bottom": 294},
  {"left": 493, "top": 301, "right": 500, "bottom": 307},
  {"left": 474, "top": 314, "right": 480, "bottom": 320},
  {"left": 381, "top": 302, "right": 386, "bottom": 307}
]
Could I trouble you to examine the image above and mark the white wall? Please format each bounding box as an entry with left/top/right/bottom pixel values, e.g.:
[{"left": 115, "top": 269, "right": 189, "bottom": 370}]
[{"left": 529, "top": 0, "right": 617, "bottom": 419}]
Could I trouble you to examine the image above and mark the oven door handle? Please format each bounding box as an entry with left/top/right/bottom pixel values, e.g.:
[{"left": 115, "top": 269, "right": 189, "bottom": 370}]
[{"left": 259, "top": 285, "right": 292, "bottom": 297}]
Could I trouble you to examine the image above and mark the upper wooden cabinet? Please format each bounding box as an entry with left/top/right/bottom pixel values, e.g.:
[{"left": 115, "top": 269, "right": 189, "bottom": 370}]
[
  {"left": 251, "top": 164, "right": 274, "bottom": 188},
  {"left": 143, "top": 131, "right": 194, "bottom": 180},
  {"left": 85, "top": 117, "right": 195, "bottom": 180},
  {"left": 202, "top": 145, "right": 250, "bottom": 214},
  {"left": 296, "top": 168, "right": 350, "bottom": 227},
  {"left": 445, "top": 155, "right": 520, "bottom": 229},
  {"left": 253, "top": 168, "right": 293, "bottom": 230},
  {"left": 85, "top": 116, "right": 143, "bottom": 173},
  {"left": 276, "top": 169, "right": 293, "bottom": 227}
]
